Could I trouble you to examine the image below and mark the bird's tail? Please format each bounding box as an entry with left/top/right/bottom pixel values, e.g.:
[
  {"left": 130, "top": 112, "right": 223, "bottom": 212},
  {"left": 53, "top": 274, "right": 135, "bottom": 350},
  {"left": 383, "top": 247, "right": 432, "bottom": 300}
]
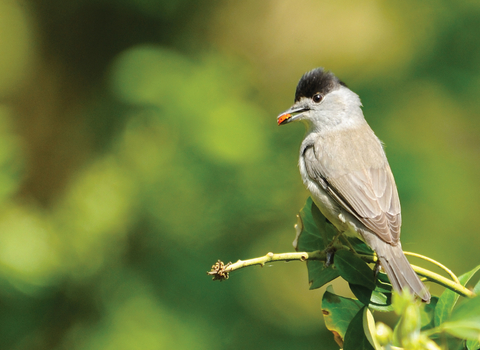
[
  {"left": 375, "top": 242, "right": 430, "bottom": 303},
  {"left": 362, "top": 231, "right": 430, "bottom": 302}
]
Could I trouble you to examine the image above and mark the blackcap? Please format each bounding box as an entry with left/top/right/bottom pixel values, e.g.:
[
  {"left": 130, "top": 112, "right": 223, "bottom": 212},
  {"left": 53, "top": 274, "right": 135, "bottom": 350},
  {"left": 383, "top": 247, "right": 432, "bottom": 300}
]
[{"left": 277, "top": 68, "right": 430, "bottom": 302}]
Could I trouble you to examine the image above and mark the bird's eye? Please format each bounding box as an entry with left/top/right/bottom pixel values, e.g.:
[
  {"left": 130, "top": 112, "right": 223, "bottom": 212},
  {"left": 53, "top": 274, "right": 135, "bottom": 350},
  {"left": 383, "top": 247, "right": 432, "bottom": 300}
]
[{"left": 312, "top": 93, "right": 323, "bottom": 103}]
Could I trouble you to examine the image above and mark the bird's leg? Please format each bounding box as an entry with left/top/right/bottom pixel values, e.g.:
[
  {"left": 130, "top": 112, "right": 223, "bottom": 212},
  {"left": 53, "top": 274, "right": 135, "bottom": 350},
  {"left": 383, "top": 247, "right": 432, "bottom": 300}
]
[
  {"left": 324, "top": 247, "right": 336, "bottom": 267},
  {"left": 373, "top": 259, "right": 382, "bottom": 280},
  {"left": 324, "top": 230, "right": 367, "bottom": 267},
  {"left": 323, "top": 231, "right": 343, "bottom": 267},
  {"left": 339, "top": 235, "right": 360, "bottom": 255},
  {"left": 328, "top": 231, "right": 342, "bottom": 247}
]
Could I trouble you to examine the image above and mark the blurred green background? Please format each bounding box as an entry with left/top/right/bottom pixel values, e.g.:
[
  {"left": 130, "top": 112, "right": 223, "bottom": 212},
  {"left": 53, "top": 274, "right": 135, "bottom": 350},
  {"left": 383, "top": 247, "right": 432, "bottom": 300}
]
[{"left": 0, "top": 0, "right": 479, "bottom": 349}]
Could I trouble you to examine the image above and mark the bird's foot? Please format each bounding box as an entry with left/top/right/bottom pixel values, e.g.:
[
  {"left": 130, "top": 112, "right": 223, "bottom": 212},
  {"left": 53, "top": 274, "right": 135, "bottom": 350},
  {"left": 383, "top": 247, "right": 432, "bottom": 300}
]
[
  {"left": 324, "top": 245, "right": 336, "bottom": 267},
  {"left": 322, "top": 231, "right": 348, "bottom": 267}
]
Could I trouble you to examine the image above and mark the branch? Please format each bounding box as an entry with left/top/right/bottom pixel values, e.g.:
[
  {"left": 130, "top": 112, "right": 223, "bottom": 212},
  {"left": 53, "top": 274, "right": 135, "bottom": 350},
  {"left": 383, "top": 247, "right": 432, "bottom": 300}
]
[
  {"left": 207, "top": 250, "right": 476, "bottom": 298},
  {"left": 413, "top": 264, "right": 474, "bottom": 298},
  {"left": 404, "top": 251, "right": 460, "bottom": 284},
  {"left": 207, "top": 249, "right": 373, "bottom": 281}
]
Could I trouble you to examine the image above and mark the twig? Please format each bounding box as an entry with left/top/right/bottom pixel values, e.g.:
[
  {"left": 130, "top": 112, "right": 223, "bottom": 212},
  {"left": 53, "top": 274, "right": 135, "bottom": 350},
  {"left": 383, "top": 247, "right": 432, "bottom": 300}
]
[
  {"left": 207, "top": 249, "right": 374, "bottom": 281},
  {"left": 207, "top": 250, "right": 476, "bottom": 298},
  {"left": 404, "top": 251, "right": 460, "bottom": 285},
  {"left": 412, "top": 264, "right": 474, "bottom": 298},
  {"left": 207, "top": 251, "right": 322, "bottom": 281}
]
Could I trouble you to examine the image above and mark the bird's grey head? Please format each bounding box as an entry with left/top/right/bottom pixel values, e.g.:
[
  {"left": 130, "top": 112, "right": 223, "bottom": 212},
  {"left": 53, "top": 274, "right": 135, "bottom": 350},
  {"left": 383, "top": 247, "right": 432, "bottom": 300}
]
[{"left": 277, "top": 68, "right": 363, "bottom": 132}]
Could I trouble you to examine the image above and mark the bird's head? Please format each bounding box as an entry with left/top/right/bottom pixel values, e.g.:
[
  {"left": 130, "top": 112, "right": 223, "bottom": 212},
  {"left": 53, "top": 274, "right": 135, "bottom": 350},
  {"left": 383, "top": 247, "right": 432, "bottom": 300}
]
[{"left": 277, "top": 68, "right": 363, "bottom": 132}]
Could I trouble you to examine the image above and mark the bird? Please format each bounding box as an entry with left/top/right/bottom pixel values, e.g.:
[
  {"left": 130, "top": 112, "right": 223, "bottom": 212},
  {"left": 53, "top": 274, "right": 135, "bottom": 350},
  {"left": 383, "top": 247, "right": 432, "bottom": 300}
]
[{"left": 277, "top": 67, "right": 430, "bottom": 302}]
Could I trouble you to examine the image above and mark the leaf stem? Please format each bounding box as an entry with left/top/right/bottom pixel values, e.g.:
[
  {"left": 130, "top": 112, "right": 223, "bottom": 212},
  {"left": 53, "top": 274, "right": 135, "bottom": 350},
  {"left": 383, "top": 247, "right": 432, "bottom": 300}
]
[
  {"left": 411, "top": 264, "right": 474, "bottom": 298},
  {"left": 404, "top": 251, "right": 460, "bottom": 284}
]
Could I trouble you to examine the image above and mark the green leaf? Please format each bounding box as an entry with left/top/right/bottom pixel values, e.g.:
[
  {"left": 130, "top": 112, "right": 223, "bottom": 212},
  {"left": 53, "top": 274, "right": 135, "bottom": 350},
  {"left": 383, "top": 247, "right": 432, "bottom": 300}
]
[
  {"left": 441, "top": 321, "right": 480, "bottom": 341},
  {"left": 347, "top": 236, "right": 374, "bottom": 256},
  {"left": 294, "top": 198, "right": 340, "bottom": 289},
  {"left": 294, "top": 198, "right": 381, "bottom": 291},
  {"left": 467, "top": 339, "right": 480, "bottom": 350},
  {"left": 307, "top": 261, "right": 340, "bottom": 290},
  {"left": 374, "top": 275, "right": 393, "bottom": 302},
  {"left": 440, "top": 337, "right": 471, "bottom": 350},
  {"left": 369, "top": 291, "right": 393, "bottom": 312},
  {"left": 435, "top": 265, "right": 480, "bottom": 327},
  {"left": 343, "top": 306, "right": 375, "bottom": 350},
  {"left": 363, "top": 307, "right": 383, "bottom": 350},
  {"left": 293, "top": 197, "right": 329, "bottom": 252},
  {"left": 322, "top": 286, "right": 363, "bottom": 346},
  {"left": 420, "top": 296, "right": 439, "bottom": 331},
  {"left": 311, "top": 199, "right": 336, "bottom": 247},
  {"left": 349, "top": 283, "right": 393, "bottom": 311},
  {"left": 335, "top": 249, "right": 376, "bottom": 290},
  {"left": 376, "top": 271, "right": 392, "bottom": 286},
  {"left": 442, "top": 295, "right": 480, "bottom": 340},
  {"left": 473, "top": 277, "right": 480, "bottom": 296},
  {"left": 294, "top": 197, "right": 373, "bottom": 255},
  {"left": 294, "top": 198, "right": 374, "bottom": 289},
  {"left": 391, "top": 290, "right": 422, "bottom": 347},
  {"left": 453, "top": 300, "right": 480, "bottom": 326},
  {"left": 349, "top": 283, "right": 372, "bottom": 306}
]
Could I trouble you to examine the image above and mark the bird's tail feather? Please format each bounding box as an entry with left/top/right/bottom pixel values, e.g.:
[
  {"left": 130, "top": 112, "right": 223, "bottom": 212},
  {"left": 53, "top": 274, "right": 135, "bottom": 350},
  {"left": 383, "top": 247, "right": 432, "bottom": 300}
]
[
  {"left": 362, "top": 232, "right": 430, "bottom": 302},
  {"left": 376, "top": 243, "right": 430, "bottom": 303}
]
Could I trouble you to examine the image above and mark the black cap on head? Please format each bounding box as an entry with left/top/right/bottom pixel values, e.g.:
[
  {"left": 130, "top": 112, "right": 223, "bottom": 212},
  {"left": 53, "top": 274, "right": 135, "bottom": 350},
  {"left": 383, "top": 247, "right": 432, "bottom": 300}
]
[{"left": 294, "top": 68, "right": 346, "bottom": 102}]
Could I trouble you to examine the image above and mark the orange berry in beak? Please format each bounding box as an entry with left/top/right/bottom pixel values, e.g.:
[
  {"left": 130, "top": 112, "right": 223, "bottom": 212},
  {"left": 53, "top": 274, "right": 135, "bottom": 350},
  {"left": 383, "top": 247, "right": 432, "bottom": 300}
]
[{"left": 278, "top": 113, "right": 291, "bottom": 125}]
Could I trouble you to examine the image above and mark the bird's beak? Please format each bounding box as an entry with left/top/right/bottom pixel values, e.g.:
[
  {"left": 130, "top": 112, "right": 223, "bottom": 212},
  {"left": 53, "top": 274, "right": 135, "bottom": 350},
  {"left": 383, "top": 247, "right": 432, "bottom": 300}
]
[{"left": 277, "top": 106, "right": 309, "bottom": 126}]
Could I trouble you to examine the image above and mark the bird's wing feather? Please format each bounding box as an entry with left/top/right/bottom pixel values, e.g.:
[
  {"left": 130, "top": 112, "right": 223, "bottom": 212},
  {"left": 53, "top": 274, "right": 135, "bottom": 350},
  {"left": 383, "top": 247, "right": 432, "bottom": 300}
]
[{"left": 303, "top": 144, "right": 401, "bottom": 244}]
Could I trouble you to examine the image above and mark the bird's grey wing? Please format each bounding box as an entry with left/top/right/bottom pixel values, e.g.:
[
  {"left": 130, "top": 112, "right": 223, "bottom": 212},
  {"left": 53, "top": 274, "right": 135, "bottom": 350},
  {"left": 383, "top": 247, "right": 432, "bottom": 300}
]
[{"left": 303, "top": 146, "right": 401, "bottom": 244}]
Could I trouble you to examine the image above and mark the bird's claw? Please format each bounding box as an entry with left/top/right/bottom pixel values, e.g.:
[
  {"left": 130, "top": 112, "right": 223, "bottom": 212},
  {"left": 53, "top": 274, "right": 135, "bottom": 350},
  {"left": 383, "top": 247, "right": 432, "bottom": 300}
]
[{"left": 324, "top": 246, "right": 336, "bottom": 267}]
